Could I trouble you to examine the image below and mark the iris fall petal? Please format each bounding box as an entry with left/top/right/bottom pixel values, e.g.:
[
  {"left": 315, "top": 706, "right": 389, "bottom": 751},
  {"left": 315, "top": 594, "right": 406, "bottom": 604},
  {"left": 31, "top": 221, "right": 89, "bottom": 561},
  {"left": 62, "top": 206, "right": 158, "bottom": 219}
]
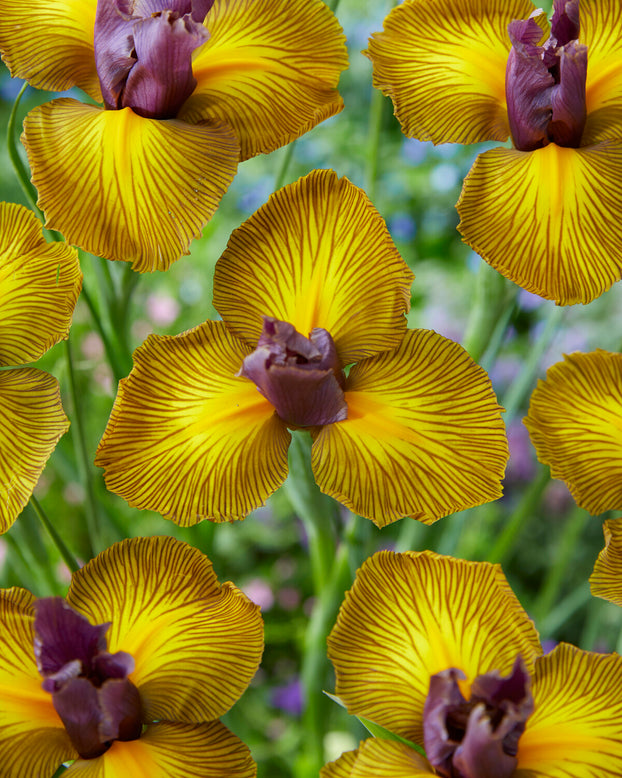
[
  {"left": 181, "top": 0, "right": 348, "bottom": 160},
  {"left": 95, "top": 321, "right": 290, "bottom": 523},
  {"left": 311, "top": 329, "right": 508, "bottom": 526},
  {"left": 213, "top": 169, "right": 413, "bottom": 365},
  {"left": 23, "top": 99, "right": 239, "bottom": 271},
  {"left": 590, "top": 519, "right": 622, "bottom": 607},
  {"left": 0, "top": 202, "right": 81, "bottom": 366},
  {"left": 327, "top": 551, "right": 541, "bottom": 745},
  {"left": 457, "top": 141, "right": 622, "bottom": 304},
  {"left": 524, "top": 350, "right": 622, "bottom": 514},
  {"left": 365, "top": 0, "right": 536, "bottom": 144},
  {"left": 0, "top": 368, "right": 69, "bottom": 534}
]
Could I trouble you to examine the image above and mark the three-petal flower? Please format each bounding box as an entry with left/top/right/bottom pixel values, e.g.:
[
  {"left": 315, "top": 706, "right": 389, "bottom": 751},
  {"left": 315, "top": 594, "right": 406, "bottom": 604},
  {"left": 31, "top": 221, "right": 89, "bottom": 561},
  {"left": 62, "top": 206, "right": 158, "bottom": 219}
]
[
  {"left": 95, "top": 169, "right": 508, "bottom": 527},
  {"left": 325, "top": 550, "right": 622, "bottom": 777},
  {"left": 0, "top": 201, "right": 82, "bottom": 533},
  {"left": 366, "top": 0, "right": 622, "bottom": 304},
  {"left": 0, "top": 0, "right": 348, "bottom": 271},
  {"left": 0, "top": 535, "right": 263, "bottom": 777}
]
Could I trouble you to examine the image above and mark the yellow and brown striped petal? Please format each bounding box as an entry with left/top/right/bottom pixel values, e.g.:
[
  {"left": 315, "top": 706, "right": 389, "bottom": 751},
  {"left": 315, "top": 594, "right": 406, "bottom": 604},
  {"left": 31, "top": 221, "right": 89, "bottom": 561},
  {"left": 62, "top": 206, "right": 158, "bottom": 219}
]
[
  {"left": 327, "top": 551, "right": 542, "bottom": 745},
  {"left": 311, "top": 329, "right": 508, "bottom": 527},
  {"left": 0, "top": 0, "right": 101, "bottom": 101},
  {"left": 23, "top": 99, "right": 239, "bottom": 272},
  {"left": 181, "top": 0, "right": 348, "bottom": 160},
  {"left": 214, "top": 170, "right": 414, "bottom": 364},
  {"left": 321, "top": 748, "right": 359, "bottom": 778},
  {"left": 350, "top": 740, "right": 434, "bottom": 778},
  {"left": 365, "top": 0, "right": 536, "bottom": 144},
  {"left": 524, "top": 350, "right": 622, "bottom": 515},
  {"left": 67, "top": 536, "right": 263, "bottom": 723},
  {"left": 0, "top": 368, "right": 69, "bottom": 534},
  {"left": 590, "top": 519, "right": 622, "bottom": 607},
  {"left": 65, "top": 721, "right": 255, "bottom": 778},
  {"left": 0, "top": 202, "right": 81, "bottom": 366},
  {"left": 0, "top": 588, "right": 76, "bottom": 777},
  {"left": 582, "top": 0, "right": 622, "bottom": 145},
  {"left": 457, "top": 141, "right": 622, "bottom": 305},
  {"left": 95, "top": 321, "right": 290, "bottom": 523},
  {"left": 517, "top": 643, "right": 622, "bottom": 775}
]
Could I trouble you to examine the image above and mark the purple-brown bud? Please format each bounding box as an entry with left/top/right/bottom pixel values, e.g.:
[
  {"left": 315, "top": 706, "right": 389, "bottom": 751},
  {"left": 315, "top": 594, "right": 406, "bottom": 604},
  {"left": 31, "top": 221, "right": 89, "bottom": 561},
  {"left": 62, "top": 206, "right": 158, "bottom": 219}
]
[
  {"left": 94, "top": 0, "right": 214, "bottom": 118},
  {"left": 34, "top": 598, "right": 143, "bottom": 759},
  {"left": 239, "top": 317, "right": 347, "bottom": 427},
  {"left": 423, "top": 656, "right": 534, "bottom": 778},
  {"left": 506, "top": 0, "right": 587, "bottom": 151}
]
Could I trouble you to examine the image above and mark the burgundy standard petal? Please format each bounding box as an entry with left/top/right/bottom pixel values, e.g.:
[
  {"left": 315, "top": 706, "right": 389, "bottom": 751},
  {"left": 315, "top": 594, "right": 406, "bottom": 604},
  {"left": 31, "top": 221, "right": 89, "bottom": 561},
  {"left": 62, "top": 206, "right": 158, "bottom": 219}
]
[
  {"left": 505, "top": 1, "right": 587, "bottom": 151},
  {"left": 239, "top": 317, "right": 348, "bottom": 427},
  {"left": 34, "top": 597, "right": 143, "bottom": 760},
  {"left": 94, "top": 0, "right": 211, "bottom": 117},
  {"left": 423, "top": 657, "right": 534, "bottom": 778}
]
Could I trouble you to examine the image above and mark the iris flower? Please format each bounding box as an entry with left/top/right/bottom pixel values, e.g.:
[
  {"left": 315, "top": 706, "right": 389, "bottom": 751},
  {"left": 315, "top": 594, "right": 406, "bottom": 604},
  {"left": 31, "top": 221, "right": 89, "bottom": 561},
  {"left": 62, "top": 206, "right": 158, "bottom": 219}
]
[
  {"left": 524, "top": 349, "right": 622, "bottom": 515},
  {"left": 94, "top": 169, "right": 508, "bottom": 527},
  {"left": 591, "top": 517, "right": 622, "bottom": 607},
  {"left": 366, "top": 0, "right": 622, "bottom": 305},
  {"left": 0, "top": 535, "right": 263, "bottom": 777},
  {"left": 0, "top": 201, "right": 82, "bottom": 533},
  {"left": 0, "top": 0, "right": 348, "bottom": 272},
  {"left": 324, "top": 550, "right": 622, "bottom": 777}
]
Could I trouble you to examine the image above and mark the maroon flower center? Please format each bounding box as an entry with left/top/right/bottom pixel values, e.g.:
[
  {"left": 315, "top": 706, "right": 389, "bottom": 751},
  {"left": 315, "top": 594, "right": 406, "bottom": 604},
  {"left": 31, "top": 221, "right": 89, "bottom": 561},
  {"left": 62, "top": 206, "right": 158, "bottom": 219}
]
[
  {"left": 505, "top": 0, "right": 587, "bottom": 151},
  {"left": 93, "top": 0, "right": 214, "bottom": 119},
  {"left": 422, "top": 656, "right": 534, "bottom": 778},
  {"left": 239, "top": 316, "right": 348, "bottom": 427},
  {"left": 34, "top": 597, "right": 143, "bottom": 759}
]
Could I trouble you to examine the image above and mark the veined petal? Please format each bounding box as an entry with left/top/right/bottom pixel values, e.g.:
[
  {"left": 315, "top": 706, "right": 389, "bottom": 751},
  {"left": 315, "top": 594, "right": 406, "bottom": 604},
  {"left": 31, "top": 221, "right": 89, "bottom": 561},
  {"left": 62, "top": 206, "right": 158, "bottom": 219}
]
[
  {"left": 23, "top": 99, "right": 239, "bottom": 272},
  {"left": 95, "top": 321, "right": 291, "bottom": 524},
  {"left": 327, "top": 551, "right": 542, "bottom": 745},
  {"left": 582, "top": 0, "right": 622, "bottom": 145},
  {"left": 0, "top": 589, "right": 75, "bottom": 778},
  {"left": 350, "top": 740, "right": 434, "bottom": 778},
  {"left": 0, "top": 369, "right": 69, "bottom": 534},
  {"left": 321, "top": 748, "right": 359, "bottom": 778},
  {"left": 66, "top": 537, "right": 263, "bottom": 722},
  {"left": 0, "top": 0, "right": 101, "bottom": 100},
  {"left": 311, "top": 329, "right": 508, "bottom": 527},
  {"left": 590, "top": 519, "right": 622, "bottom": 606},
  {"left": 523, "top": 350, "right": 622, "bottom": 515},
  {"left": 181, "top": 0, "right": 348, "bottom": 160},
  {"left": 457, "top": 141, "right": 622, "bottom": 304},
  {"left": 365, "top": 0, "right": 536, "bottom": 144},
  {"left": 517, "top": 643, "right": 622, "bottom": 775},
  {"left": 65, "top": 721, "right": 255, "bottom": 778},
  {"left": 213, "top": 170, "right": 414, "bottom": 365},
  {"left": 0, "top": 202, "right": 81, "bottom": 366}
]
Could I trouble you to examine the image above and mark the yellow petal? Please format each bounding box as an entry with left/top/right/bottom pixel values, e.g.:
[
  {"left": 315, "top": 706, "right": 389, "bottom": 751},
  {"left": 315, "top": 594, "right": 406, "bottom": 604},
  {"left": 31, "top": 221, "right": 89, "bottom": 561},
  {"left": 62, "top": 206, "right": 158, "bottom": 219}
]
[
  {"left": 582, "top": 0, "right": 622, "bottom": 145},
  {"left": 181, "top": 0, "right": 348, "bottom": 160},
  {"left": 327, "top": 551, "right": 542, "bottom": 745},
  {"left": 351, "top": 740, "right": 435, "bottom": 778},
  {"left": 67, "top": 536, "right": 263, "bottom": 722},
  {"left": 311, "top": 329, "right": 508, "bottom": 527},
  {"left": 65, "top": 721, "right": 255, "bottom": 778},
  {"left": 457, "top": 141, "right": 622, "bottom": 305},
  {"left": 0, "top": 588, "right": 75, "bottom": 777},
  {"left": 213, "top": 169, "right": 414, "bottom": 365},
  {"left": 95, "top": 321, "right": 290, "bottom": 523},
  {"left": 524, "top": 350, "right": 622, "bottom": 515},
  {"left": 0, "top": 368, "right": 69, "bottom": 534},
  {"left": 23, "top": 99, "right": 239, "bottom": 272},
  {"left": 321, "top": 748, "right": 359, "bottom": 778},
  {"left": 365, "top": 0, "right": 536, "bottom": 144},
  {"left": 517, "top": 643, "right": 622, "bottom": 775},
  {"left": 590, "top": 518, "right": 622, "bottom": 606},
  {"left": 0, "top": 202, "right": 81, "bottom": 366},
  {"left": 0, "top": 0, "right": 101, "bottom": 100}
]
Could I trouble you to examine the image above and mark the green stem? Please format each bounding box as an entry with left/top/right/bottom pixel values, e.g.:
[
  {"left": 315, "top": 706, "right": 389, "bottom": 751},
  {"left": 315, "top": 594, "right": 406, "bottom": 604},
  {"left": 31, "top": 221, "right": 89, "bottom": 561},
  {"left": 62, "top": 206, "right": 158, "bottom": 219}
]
[
  {"left": 541, "top": 582, "right": 592, "bottom": 638},
  {"left": 7, "top": 82, "right": 41, "bottom": 214},
  {"left": 274, "top": 141, "right": 297, "bottom": 191},
  {"left": 462, "top": 263, "right": 516, "bottom": 365},
  {"left": 365, "top": 86, "right": 385, "bottom": 203},
  {"left": 80, "top": 283, "right": 128, "bottom": 383},
  {"left": 487, "top": 465, "right": 550, "bottom": 566},
  {"left": 30, "top": 496, "right": 80, "bottom": 574},
  {"left": 64, "top": 335, "right": 99, "bottom": 558}
]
